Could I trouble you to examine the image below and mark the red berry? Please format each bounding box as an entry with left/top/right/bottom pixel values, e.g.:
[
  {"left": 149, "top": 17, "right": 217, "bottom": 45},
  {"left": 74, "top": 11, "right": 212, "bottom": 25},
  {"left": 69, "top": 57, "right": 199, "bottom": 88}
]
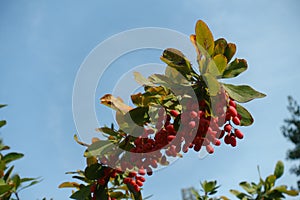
[
  {"left": 97, "top": 178, "right": 105, "bottom": 185},
  {"left": 190, "top": 111, "right": 198, "bottom": 119},
  {"left": 229, "top": 99, "right": 236, "bottom": 108},
  {"left": 136, "top": 176, "right": 146, "bottom": 182},
  {"left": 230, "top": 136, "right": 237, "bottom": 147},
  {"left": 232, "top": 116, "right": 240, "bottom": 125},
  {"left": 206, "top": 145, "right": 214, "bottom": 154},
  {"left": 224, "top": 124, "right": 232, "bottom": 133},
  {"left": 224, "top": 134, "right": 231, "bottom": 144},
  {"left": 228, "top": 106, "right": 238, "bottom": 117},
  {"left": 235, "top": 129, "right": 244, "bottom": 139},
  {"left": 188, "top": 121, "right": 196, "bottom": 129},
  {"left": 136, "top": 180, "right": 143, "bottom": 187},
  {"left": 133, "top": 184, "right": 140, "bottom": 192},
  {"left": 214, "top": 139, "right": 221, "bottom": 146},
  {"left": 90, "top": 184, "right": 96, "bottom": 193},
  {"left": 123, "top": 178, "right": 131, "bottom": 184},
  {"left": 170, "top": 110, "right": 179, "bottom": 117},
  {"left": 138, "top": 168, "right": 145, "bottom": 176}
]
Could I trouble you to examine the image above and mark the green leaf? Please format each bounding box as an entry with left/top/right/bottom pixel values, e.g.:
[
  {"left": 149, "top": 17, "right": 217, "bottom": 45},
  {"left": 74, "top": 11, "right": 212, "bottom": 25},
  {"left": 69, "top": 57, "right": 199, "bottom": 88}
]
[
  {"left": 84, "top": 163, "right": 102, "bottom": 180},
  {"left": 0, "top": 120, "right": 6, "bottom": 128},
  {"left": 265, "top": 175, "right": 276, "bottom": 189},
  {"left": 0, "top": 184, "right": 12, "bottom": 195},
  {"left": 273, "top": 185, "right": 299, "bottom": 196},
  {"left": 201, "top": 180, "right": 217, "bottom": 193},
  {"left": 84, "top": 140, "right": 114, "bottom": 158},
  {"left": 125, "top": 107, "right": 149, "bottom": 126},
  {"left": 70, "top": 185, "right": 91, "bottom": 200},
  {"left": 224, "top": 43, "right": 236, "bottom": 62},
  {"left": 0, "top": 104, "right": 7, "bottom": 109},
  {"left": 274, "top": 161, "right": 284, "bottom": 179},
  {"left": 2, "top": 153, "right": 24, "bottom": 164},
  {"left": 230, "top": 189, "right": 250, "bottom": 199},
  {"left": 96, "top": 127, "right": 118, "bottom": 137},
  {"left": 133, "top": 72, "right": 155, "bottom": 87},
  {"left": 239, "top": 181, "right": 256, "bottom": 194},
  {"left": 207, "top": 54, "right": 228, "bottom": 77},
  {"left": 11, "top": 174, "right": 21, "bottom": 191},
  {"left": 214, "top": 38, "right": 227, "bottom": 55},
  {"left": 18, "top": 179, "right": 41, "bottom": 192},
  {"left": 202, "top": 73, "right": 221, "bottom": 96},
  {"left": 222, "top": 59, "right": 247, "bottom": 78},
  {"left": 235, "top": 103, "right": 254, "bottom": 126},
  {"left": 195, "top": 20, "right": 214, "bottom": 56},
  {"left": 4, "top": 166, "right": 14, "bottom": 181},
  {"left": 222, "top": 83, "right": 266, "bottom": 103}
]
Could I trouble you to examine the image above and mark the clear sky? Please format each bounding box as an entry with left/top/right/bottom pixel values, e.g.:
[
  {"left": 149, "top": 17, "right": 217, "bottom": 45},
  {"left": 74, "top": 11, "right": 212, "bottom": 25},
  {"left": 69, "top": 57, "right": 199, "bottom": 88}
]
[{"left": 1, "top": 0, "right": 300, "bottom": 199}]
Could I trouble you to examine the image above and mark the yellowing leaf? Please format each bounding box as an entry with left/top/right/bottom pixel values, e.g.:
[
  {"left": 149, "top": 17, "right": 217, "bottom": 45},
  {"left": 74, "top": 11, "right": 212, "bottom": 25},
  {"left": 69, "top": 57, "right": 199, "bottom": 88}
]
[{"left": 195, "top": 20, "right": 214, "bottom": 56}]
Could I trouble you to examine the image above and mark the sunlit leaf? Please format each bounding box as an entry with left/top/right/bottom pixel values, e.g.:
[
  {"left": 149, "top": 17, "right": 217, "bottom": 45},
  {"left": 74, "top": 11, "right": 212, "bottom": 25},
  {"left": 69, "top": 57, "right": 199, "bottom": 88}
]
[
  {"left": 222, "top": 83, "right": 266, "bottom": 103},
  {"left": 195, "top": 20, "right": 214, "bottom": 56}
]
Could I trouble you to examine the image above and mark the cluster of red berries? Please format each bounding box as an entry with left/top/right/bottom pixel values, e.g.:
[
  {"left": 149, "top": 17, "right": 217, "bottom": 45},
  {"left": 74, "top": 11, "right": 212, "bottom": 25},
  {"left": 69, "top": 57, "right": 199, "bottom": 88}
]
[
  {"left": 93, "top": 91, "right": 245, "bottom": 197},
  {"left": 219, "top": 99, "right": 244, "bottom": 147}
]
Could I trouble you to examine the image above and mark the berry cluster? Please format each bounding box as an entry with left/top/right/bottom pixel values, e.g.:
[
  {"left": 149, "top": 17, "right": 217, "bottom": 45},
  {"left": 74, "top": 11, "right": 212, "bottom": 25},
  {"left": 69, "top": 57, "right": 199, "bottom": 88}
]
[{"left": 92, "top": 90, "right": 245, "bottom": 197}]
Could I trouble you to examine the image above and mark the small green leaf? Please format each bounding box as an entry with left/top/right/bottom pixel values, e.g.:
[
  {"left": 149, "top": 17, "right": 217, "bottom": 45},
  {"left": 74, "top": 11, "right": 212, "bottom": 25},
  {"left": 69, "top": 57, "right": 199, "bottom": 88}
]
[
  {"left": 239, "top": 181, "right": 256, "bottom": 194},
  {"left": 230, "top": 189, "right": 250, "bottom": 199},
  {"left": 235, "top": 103, "right": 254, "bottom": 126},
  {"left": 207, "top": 54, "right": 228, "bottom": 77},
  {"left": 0, "top": 120, "right": 6, "bottom": 128},
  {"left": 214, "top": 38, "right": 227, "bottom": 55},
  {"left": 222, "top": 83, "right": 266, "bottom": 103},
  {"left": 224, "top": 43, "right": 236, "bottom": 62},
  {"left": 195, "top": 20, "right": 215, "bottom": 56},
  {"left": 2, "top": 153, "right": 24, "bottom": 164},
  {"left": 274, "top": 161, "right": 284, "bottom": 179},
  {"left": 265, "top": 175, "right": 276, "bottom": 189},
  {"left": 202, "top": 73, "right": 221, "bottom": 96},
  {"left": 201, "top": 180, "right": 217, "bottom": 193},
  {"left": 222, "top": 59, "right": 247, "bottom": 78}
]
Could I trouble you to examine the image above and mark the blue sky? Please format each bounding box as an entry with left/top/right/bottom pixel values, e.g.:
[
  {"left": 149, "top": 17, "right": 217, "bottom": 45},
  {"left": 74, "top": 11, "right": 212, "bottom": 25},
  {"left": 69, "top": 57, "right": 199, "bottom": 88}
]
[{"left": 1, "top": 0, "right": 300, "bottom": 199}]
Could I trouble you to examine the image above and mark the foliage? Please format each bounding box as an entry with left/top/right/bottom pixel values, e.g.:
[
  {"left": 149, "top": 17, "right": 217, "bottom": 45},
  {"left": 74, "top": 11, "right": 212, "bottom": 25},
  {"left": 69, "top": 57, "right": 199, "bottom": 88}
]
[
  {"left": 186, "top": 161, "right": 298, "bottom": 200},
  {"left": 60, "top": 20, "right": 265, "bottom": 199},
  {"left": 281, "top": 96, "right": 300, "bottom": 189},
  {"left": 0, "top": 104, "right": 40, "bottom": 200}
]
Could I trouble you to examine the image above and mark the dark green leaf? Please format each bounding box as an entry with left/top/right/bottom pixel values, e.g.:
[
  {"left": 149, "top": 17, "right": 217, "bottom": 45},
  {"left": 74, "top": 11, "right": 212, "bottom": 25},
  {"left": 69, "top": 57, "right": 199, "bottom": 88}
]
[
  {"left": 201, "top": 180, "right": 217, "bottom": 193},
  {"left": 70, "top": 185, "right": 91, "bottom": 200},
  {"left": 2, "top": 153, "right": 24, "bottom": 164},
  {"left": 222, "top": 83, "right": 266, "bottom": 103},
  {"left": 222, "top": 59, "right": 247, "bottom": 78},
  {"left": 0, "top": 120, "right": 6, "bottom": 128},
  {"left": 195, "top": 20, "right": 214, "bottom": 56},
  {"left": 224, "top": 43, "right": 236, "bottom": 62},
  {"left": 274, "top": 161, "right": 284, "bottom": 179},
  {"left": 0, "top": 104, "right": 7, "bottom": 109},
  {"left": 84, "top": 163, "right": 102, "bottom": 180},
  {"left": 235, "top": 103, "right": 254, "bottom": 126},
  {"left": 4, "top": 166, "right": 14, "bottom": 181}
]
